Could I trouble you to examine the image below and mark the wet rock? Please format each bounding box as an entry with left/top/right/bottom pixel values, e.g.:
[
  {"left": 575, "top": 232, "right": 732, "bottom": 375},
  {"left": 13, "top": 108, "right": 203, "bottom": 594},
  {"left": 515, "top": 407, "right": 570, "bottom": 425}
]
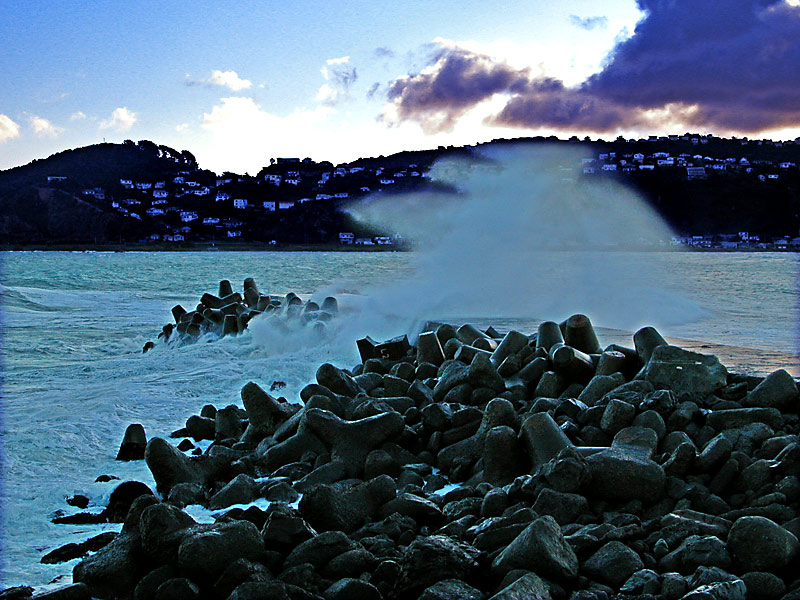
[
  {"left": 658, "top": 535, "right": 731, "bottom": 574},
  {"left": 535, "top": 447, "right": 591, "bottom": 493},
  {"left": 417, "top": 579, "right": 484, "bottom": 600},
  {"left": 177, "top": 520, "right": 265, "bottom": 587},
  {"left": 393, "top": 535, "right": 481, "bottom": 599},
  {"left": 185, "top": 415, "right": 215, "bottom": 441},
  {"left": 519, "top": 412, "right": 574, "bottom": 472},
  {"left": 739, "top": 571, "right": 786, "bottom": 600},
  {"left": 483, "top": 425, "right": 525, "bottom": 486},
  {"left": 532, "top": 488, "right": 589, "bottom": 525},
  {"left": 681, "top": 579, "right": 746, "bottom": 600},
  {"left": 299, "top": 476, "right": 395, "bottom": 533},
  {"left": 487, "top": 572, "right": 551, "bottom": 599},
  {"left": 637, "top": 345, "right": 727, "bottom": 400},
  {"left": 438, "top": 399, "right": 516, "bottom": 472},
  {"left": 585, "top": 443, "right": 665, "bottom": 503},
  {"left": 116, "top": 424, "right": 147, "bottom": 461},
  {"left": 323, "top": 578, "right": 381, "bottom": 600},
  {"left": 283, "top": 530, "right": 358, "bottom": 571},
  {"left": 145, "top": 437, "right": 227, "bottom": 496},
  {"left": 582, "top": 541, "right": 644, "bottom": 587},
  {"left": 154, "top": 578, "right": 200, "bottom": 600},
  {"left": 317, "top": 363, "right": 362, "bottom": 398},
  {"left": 72, "top": 530, "right": 144, "bottom": 599},
  {"left": 207, "top": 473, "right": 258, "bottom": 509},
  {"left": 28, "top": 584, "right": 90, "bottom": 600},
  {"left": 492, "top": 515, "right": 578, "bottom": 582},
  {"left": 744, "top": 369, "right": 799, "bottom": 411},
  {"left": 705, "top": 408, "right": 783, "bottom": 431},
  {"left": 727, "top": 515, "right": 799, "bottom": 571}
]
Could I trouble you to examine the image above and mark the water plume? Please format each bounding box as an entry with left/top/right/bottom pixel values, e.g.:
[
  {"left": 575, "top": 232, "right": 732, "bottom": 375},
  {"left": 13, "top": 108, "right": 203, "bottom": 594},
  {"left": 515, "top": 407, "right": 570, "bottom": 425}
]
[{"left": 341, "top": 143, "right": 707, "bottom": 334}]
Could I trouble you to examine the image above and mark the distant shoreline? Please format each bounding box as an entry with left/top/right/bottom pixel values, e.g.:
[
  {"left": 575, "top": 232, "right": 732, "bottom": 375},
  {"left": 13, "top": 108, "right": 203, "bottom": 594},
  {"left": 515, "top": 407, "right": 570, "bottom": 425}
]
[{"left": 1, "top": 243, "right": 798, "bottom": 253}]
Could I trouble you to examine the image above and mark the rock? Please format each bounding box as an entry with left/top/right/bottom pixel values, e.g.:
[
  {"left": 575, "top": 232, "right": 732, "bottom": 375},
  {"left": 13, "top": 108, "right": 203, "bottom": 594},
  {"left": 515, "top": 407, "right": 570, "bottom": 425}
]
[
  {"left": 487, "top": 572, "right": 551, "bottom": 600},
  {"left": 298, "top": 477, "right": 395, "bottom": 533},
  {"left": 393, "top": 536, "right": 481, "bottom": 599},
  {"left": 418, "top": 579, "right": 485, "bottom": 600},
  {"left": 213, "top": 558, "right": 272, "bottom": 599},
  {"left": 658, "top": 535, "right": 731, "bottom": 574},
  {"left": 744, "top": 369, "right": 799, "bottom": 410},
  {"left": 73, "top": 530, "right": 144, "bottom": 599},
  {"left": 680, "top": 579, "right": 747, "bottom": 600},
  {"left": 284, "top": 530, "right": 357, "bottom": 571},
  {"left": 185, "top": 415, "right": 215, "bottom": 441},
  {"left": 262, "top": 507, "right": 316, "bottom": 551},
  {"left": 153, "top": 578, "right": 200, "bottom": 600},
  {"left": 727, "top": 515, "right": 799, "bottom": 571},
  {"left": 323, "top": 578, "right": 381, "bottom": 600},
  {"left": 535, "top": 447, "right": 591, "bottom": 493},
  {"left": 532, "top": 488, "right": 589, "bottom": 525},
  {"left": 116, "top": 424, "right": 147, "bottom": 461},
  {"left": 417, "top": 332, "right": 446, "bottom": 367},
  {"left": 585, "top": 445, "right": 665, "bottom": 502},
  {"left": 739, "top": 572, "right": 786, "bottom": 600},
  {"left": 637, "top": 345, "right": 727, "bottom": 400},
  {"left": 208, "top": 473, "right": 258, "bottom": 509},
  {"left": 304, "top": 408, "right": 405, "bottom": 479},
  {"left": 177, "top": 520, "right": 265, "bottom": 586},
  {"left": 469, "top": 351, "right": 505, "bottom": 391},
  {"left": 41, "top": 532, "right": 117, "bottom": 564},
  {"left": 705, "top": 408, "right": 783, "bottom": 431},
  {"left": 620, "top": 569, "right": 661, "bottom": 595},
  {"left": 582, "top": 541, "right": 644, "bottom": 587},
  {"left": 137, "top": 502, "right": 197, "bottom": 565},
  {"left": 492, "top": 515, "right": 578, "bottom": 581},
  {"left": 578, "top": 375, "right": 624, "bottom": 407},
  {"left": 227, "top": 582, "right": 291, "bottom": 600},
  {"left": 519, "top": 412, "right": 574, "bottom": 471},
  {"left": 316, "top": 363, "right": 362, "bottom": 397},
  {"left": 0, "top": 586, "right": 33, "bottom": 599},
  {"left": 145, "top": 437, "right": 226, "bottom": 496},
  {"left": 437, "top": 399, "right": 516, "bottom": 472},
  {"left": 28, "top": 584, "right": 91, "bottom": 600},
  {"left": 380, "top": 493, "right": 444, "bottom": 526},
  {"left": 483, "top": 425, "right": 525, "bottom": 486},
  {"left": 600, "top": 399, "right": 636, "bottom": 434},
  {"left": 240, "top": 381, "right": 294, "bottom": 442}
]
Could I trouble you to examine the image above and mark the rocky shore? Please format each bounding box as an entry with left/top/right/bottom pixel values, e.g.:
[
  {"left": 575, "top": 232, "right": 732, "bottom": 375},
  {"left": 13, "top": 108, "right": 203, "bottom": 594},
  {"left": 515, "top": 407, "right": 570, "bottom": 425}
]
[{"left": 6, "top": 310, "right": 800, "bottom": 600}]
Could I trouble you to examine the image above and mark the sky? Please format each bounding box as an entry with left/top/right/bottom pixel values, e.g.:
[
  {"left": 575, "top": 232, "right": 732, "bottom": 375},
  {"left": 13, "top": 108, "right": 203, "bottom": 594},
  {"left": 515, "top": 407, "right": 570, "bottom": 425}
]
[{"left": 1, "top": 0, "right": 799, "bottom": 174}]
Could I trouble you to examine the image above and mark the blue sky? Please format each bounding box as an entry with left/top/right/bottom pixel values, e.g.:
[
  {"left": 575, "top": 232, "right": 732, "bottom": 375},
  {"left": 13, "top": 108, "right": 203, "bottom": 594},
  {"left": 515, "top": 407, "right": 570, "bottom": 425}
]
[{"left": 1, "top": 1, "right": 799, "bottom": 174}]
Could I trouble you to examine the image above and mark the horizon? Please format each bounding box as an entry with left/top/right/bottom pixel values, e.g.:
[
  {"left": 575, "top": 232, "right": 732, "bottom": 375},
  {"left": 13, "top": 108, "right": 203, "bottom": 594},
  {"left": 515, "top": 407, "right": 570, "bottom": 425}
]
[{"left": 2, "top": 1, "right": 800, "bottom": 174}]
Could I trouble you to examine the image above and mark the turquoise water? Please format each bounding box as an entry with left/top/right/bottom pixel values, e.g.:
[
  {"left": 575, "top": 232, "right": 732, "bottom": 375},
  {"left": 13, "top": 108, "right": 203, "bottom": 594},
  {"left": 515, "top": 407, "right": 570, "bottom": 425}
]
[{"left": 1, "top": 250, "right": 798, "bottom": 587}]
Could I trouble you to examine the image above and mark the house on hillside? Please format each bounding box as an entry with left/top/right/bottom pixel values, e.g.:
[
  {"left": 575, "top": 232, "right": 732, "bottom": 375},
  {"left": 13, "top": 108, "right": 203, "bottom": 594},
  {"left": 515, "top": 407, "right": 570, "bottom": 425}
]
[
  {"left": 339, "top": 232, "right": 354, "bottom": 244},
  {"left": 216, "top": 192, "right": 231, "bottom": 202},
  {"left": 278, "top": 201, "right": 295, "bottom": 210},
  {"left": 263, "top": 201, "right": 276, "bottom": 211},
  {"left": 153, "top": 189, "right": 168, "bottom": 199},
  {"left": 119, "top": 178, "right": 133, "bottom": 188},
  {"left": 233, "top": 198, "right": 248, "bottom": 209}
]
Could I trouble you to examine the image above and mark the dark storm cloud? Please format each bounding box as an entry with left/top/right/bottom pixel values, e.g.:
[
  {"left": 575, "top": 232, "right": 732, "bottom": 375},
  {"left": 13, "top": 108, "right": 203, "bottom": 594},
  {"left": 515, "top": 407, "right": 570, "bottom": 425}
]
[
  {"left": 569, "top": 15, "right": 609, "bottom": 30},
  {"left": 384, "top": 1, "right": 800, "bottom": 134},
  {"left": 382, "top": 46, "right": 531, "bottom": 132}
]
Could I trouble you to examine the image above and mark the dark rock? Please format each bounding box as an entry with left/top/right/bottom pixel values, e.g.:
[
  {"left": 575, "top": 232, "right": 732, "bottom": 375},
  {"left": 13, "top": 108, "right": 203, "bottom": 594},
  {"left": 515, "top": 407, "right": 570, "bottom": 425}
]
[
  {"left": 727, "top": 515, "right": 799, "bottom": 571},
  {"left": 153, "top": 578, "right": 199, "bottom": 600},
  {"left": 177, "top": 520, "right": 265, "bottom": 586},
  {"left": 228, "top": 581, "right": 291, "bottom": 600},
  {"left": 323, "top": 578, "right": 381, "bottom": 600},
  {"left": 705, "top": 408, "right": 783, "bottom": 431},
  {"left": 582, "top": 541, "right": 644, "bottom": 587},
  {"left": 26, "top": 584, "right": 91, "bottom": 600},
  {"left": 418, "top": 579, "right": 485, "bottom": 600},
  {"left": 213, "top": 558, "right": 272, "bottom": 599},
  {"left": 585, "top": 444, "right": 665, "bottom": 503},
  {"left": 532, "top": 488, "right": 589, "bottom": 525},
  {"left": 138, "top": 502, "right": 197, "bottom": 566},
  {"left": 680, "top": 579, "right": 746, "bottom": 600},
  {"left": 744, "top": 369, "right": 799, "bottom": 411},
  {"left": 317, "top": 363, "right": 362, "bottom": 397},
  {"left": 72, "top": 530, "right": 143, "bottom": 599},
  {"left": 262, "top": 508, "right": 316, "bottom": 551},
  {"left": 491, "top": 515, "right": 578, "bottom": 581},
  {"left": 658, "top": 535, "right": 731, "bottom": 574},
  {"left": 0, "top": 587, "right": 33, "bottom": 599},
  {"left": 535, "top": 447, "right": 591, "bottom": 493},
  {"left": 483, "top": 425, "right": 525, "bottom": 486},
  {"left": 208, "top": 473, "right": 258, "bottom": 509},
  {"left": 393, "top": 535, "right": 481, "bottom": 599},
  {"left": 739, "top": 571, "right": 786, "bottom": 600},
  {"left": 299, "top": 476, "right": 395, "bottom": 533},
  {"left": 380, "top": 493, "right": 444, "bottom": 526},
  {"left": 321, "top": 548, "right": 376, "bottom": 579},
  {"left": 519, "top": 412, "right": 574, "bottom": 472},
  {"left": 41, "top": 532, "right": 117, "bottom": 564},
  {"left": 487, "top": 572, "right": 551, "bottom": 599},
  {"left": 116, "top": 424, "right": 147, "bottom": 461},
  {"left": 185, "top": 415, "right": 215, "bottom": 441},
  {"left": 284, "top": 530, "right": 357, "bottom": 571},
  {"left": 145, "top": 437, "right": 229, "bottom": 496},
  {"left": 636, "top": 345, "right": 727, "bottom": 400},
  {"left": 438, "top": 399, "right": 516, "bottom": 472}
]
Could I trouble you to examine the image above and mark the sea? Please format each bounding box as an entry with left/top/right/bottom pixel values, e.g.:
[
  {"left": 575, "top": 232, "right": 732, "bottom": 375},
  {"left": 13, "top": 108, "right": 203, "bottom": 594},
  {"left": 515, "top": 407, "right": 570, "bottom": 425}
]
[{"left": 1, "top": 249, "right": 798, "bottom": 589}]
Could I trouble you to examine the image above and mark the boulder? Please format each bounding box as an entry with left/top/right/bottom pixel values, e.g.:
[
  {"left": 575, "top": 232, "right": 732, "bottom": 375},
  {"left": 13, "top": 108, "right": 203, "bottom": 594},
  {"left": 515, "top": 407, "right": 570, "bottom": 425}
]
[
  {"left": 393, "top": 536, "right": 481, "bottom": 599},
  {"left": 637, "top": 345, "right": 727, "bottom": 400},
  {"left": 116, "top": 424, "right": 147, "bottom": 461},
  {"left": 492, "top": 515, "right": 578, "bottom": 581},
  {"left": 177, "top": 520, "right": 265, "bottom": 586},
  {"left": 283, "top": 530, "right": 357, "bottom": 571},
  {"left": 487, "top": 572, "right": 551, "bottom": 600},
  {"left": 744, "top": 369, "right": 799, "bottom": 411},
  {"left": 418, "top": 579, "right": 485, "bottom": 600},
  {"left": 582, "top": 541, "right": 644, "bottom": 587},
  {"left": 727, "top": 516, "right": 799, "bottom": 571},
  {"left": 323, "top": 578, "right": 381, "bottom": 600},
  {"left": 316, "top": 363, "right": 362, "bottom": 397},
  {"left": 585, "top": 444, "right": 665, "bottom": 502}
]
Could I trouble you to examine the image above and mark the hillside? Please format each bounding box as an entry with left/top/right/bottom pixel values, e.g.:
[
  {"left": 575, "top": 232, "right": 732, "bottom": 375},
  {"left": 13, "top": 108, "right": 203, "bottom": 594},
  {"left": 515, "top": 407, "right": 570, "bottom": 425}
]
[{"left": 1, "top": 135, "right": 799, "bottom": 247}]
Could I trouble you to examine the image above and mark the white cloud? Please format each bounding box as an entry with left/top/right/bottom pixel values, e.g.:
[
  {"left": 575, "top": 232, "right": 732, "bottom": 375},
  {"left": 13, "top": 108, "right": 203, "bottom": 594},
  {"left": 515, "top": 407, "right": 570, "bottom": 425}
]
[
  {"left": 316, "top": 84, "right": 340, "bottom": 105},
  {"left": 30, "top": 115, "right": 64, "bottom": 138},
  {"left": 206, "top": 70, "right": 252, "bottom": 91},
  {"left": 175, "top": 123, "right": 190, "bottom": 133},
  {"left": 100, "top": 107, "right": 137, "bottom": 131},
  {"left": 0, "top": 114, "right": 21, "bottom": 142},
  {"left": 327, "top": 56, "right": 350, "bottom": 65},
  {"left": 70, "top": 111, "right": 86, "bottom": 121}
]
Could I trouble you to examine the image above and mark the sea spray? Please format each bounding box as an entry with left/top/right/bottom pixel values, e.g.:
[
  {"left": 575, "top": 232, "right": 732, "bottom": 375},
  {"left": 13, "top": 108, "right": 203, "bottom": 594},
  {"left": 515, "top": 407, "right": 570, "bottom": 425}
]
[{"left": 340, "top": 143, "right": 709, "bottom": 334}]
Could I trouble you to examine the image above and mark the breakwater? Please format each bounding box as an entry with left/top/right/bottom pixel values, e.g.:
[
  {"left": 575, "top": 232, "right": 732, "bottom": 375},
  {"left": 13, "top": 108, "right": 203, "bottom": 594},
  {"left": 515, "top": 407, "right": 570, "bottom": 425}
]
[{"left": 12, "top": 311, "right": 800, "bottom": 600}]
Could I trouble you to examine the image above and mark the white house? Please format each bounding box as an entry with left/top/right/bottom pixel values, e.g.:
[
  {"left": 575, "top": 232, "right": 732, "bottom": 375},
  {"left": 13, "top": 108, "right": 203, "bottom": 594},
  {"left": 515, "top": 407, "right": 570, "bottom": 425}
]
[
  {"left": 355, "top": 238, "right": 375, "bottom": 245},
  {"left": 316, "top": 193, "right": 333, "bottom": 201},
  {"left": 285, "top": 178, "right": 300, "bottom": 186},
  {"left": 136, "top": 182, "right": 152, "bottom": 190},
  {"left": 263, "top": 201, "right": 276, "bottom": 211},
  {"left": 633, "top": 153, "right": 645, "bottom": 162},
  {"left": 334, "top": 192, "right": 349, "bottom": 199},
  {"left": 639, "top": 164, "right": 655, "bottom": 171},
  {"left": 333, "top": 167, "right": 347, "bottom": 177},
  {"left": 203, "top": 217, "right": 220, "bottom": 225},
  {"left": 119, "top": 179, "right": 133, "bottom": 188},
  {"left": 173, "top": 176, "right": 185, "bottom": 184},
  {"left": 146, "top": 207, "right": 165, "bottom": 216},
  {"left": 152, "top": 198, "right": 167, "bottom": 205},
  {"left": 227, "top": 230, "right": 241, "bottom": 238},
  {"left": 111, "top": 201, "right": 120, "bottom": 208},
  {"left": 264, "top": 174, "right": 282, "bottom": 185},
  {"left": 216, "top": 192, "right": 231, "bottom": 202},
  {"left": 601, "top": 164, "right": 618, "bottom": 171},
  {"left": 583, "top": 167, "right": 596, "bottom": 174},
  {"left": 233, "top": 198, "right": 248, "bottom": 209},
  {"left": 374, "top": 236, "right": 393, "bottom": 245},
  {"left": 47, "top": 175, "right": 67, "bottom": 182},
  {"left": 153, "top": 189, "right": 168, "bottom": 199},
  {"left": 172, "top": 234, "right": 185, "bottom": 242},
  {"left": 192, "top": 187, "right": 210, "bottom": 196},
  {"left": 278, "top": 201, "right": 295, "bottom": 210},
  {"left": 180, "top": 211, "right": 198, "bottom": 222},
  {"left": 339, "top": 232, "right": 354, "bottom": 244},
  {"left": 379, "top": 179, "right": 395, "bottom": 185},
  {"left": 154, "top": 181, "right": 165, "bottom": 189},
  {"left": 360, "top": 187, "right": 371, "bottom": 192},
  {"left": 780, "top": 162, "right": 796, "bottom": 169}
]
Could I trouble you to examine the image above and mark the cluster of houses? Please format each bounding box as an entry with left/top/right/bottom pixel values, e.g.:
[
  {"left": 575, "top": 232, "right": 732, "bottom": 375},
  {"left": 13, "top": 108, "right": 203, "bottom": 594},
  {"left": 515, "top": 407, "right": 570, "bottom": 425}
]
[
  {"left": 69, "top": 158, "right": 426, "bottom": 243},
  {"left": 578, "top": 134, "right": 799, "bottom": 181},
  {"left": 672, "top": 232, "right": 800, "bottom": 250}
]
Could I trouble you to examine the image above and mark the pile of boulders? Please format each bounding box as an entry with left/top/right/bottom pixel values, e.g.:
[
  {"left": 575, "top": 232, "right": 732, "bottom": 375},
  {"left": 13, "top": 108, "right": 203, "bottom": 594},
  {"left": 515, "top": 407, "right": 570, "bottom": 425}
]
[
  {"left": 143, "top": 278, "right": 338, "bottom": 352},
  {"left": 26, "top": 315, "right": 800, "bottom": 600}
]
